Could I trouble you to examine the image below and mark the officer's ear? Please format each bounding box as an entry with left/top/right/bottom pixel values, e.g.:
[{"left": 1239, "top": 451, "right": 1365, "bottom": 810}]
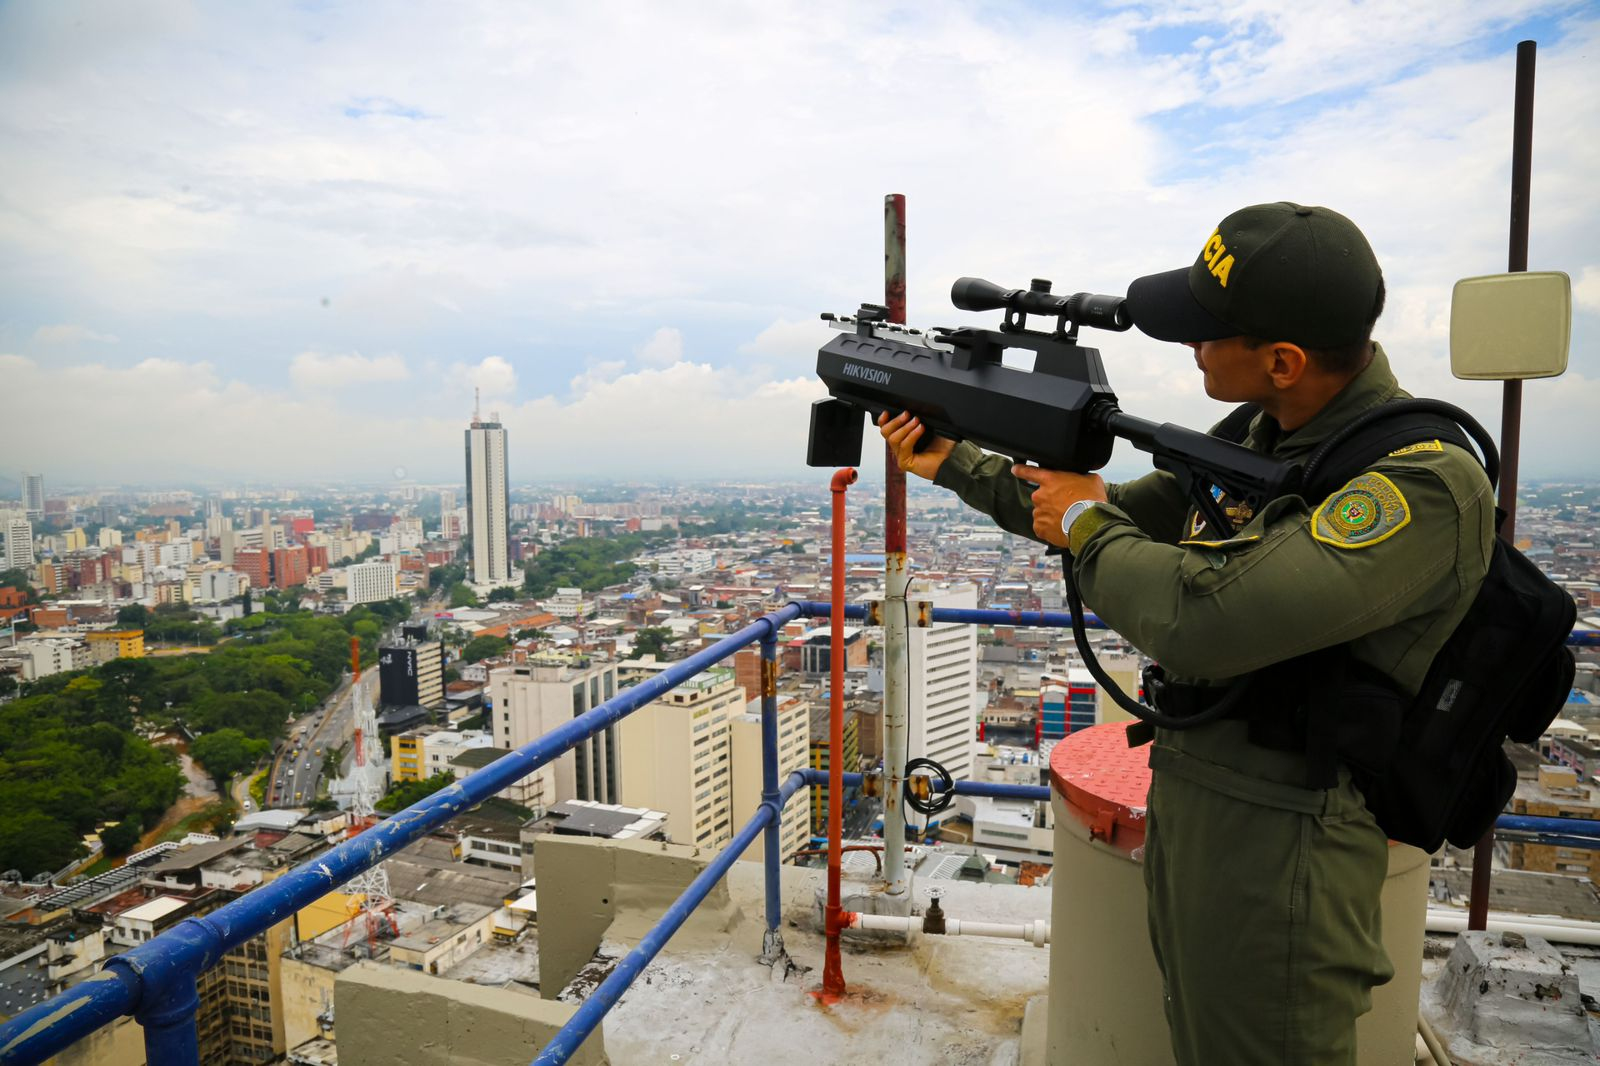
[{"left": 1263, "top": 341, "right": 1310, "bottom": 391}]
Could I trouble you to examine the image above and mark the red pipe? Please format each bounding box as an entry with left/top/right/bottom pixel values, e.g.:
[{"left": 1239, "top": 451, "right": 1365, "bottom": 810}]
[{"left": 822, "top": 466, "right": 857, "bottom": 1000}]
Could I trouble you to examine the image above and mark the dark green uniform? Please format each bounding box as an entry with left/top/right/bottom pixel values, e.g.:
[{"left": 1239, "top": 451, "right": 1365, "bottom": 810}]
[{"left": 934, "top": 346, "right": 1494, "bottom": 1064}]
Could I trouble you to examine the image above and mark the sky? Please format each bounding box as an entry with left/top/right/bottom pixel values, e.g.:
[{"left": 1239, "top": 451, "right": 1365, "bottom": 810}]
[{"left": 2, "top": 0, "right": 1597, "bottom": 490}]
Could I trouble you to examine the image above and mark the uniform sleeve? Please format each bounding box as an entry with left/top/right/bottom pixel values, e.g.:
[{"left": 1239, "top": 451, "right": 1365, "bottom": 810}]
[
  {"left": 1106, "top": 470, "right": 1189, "bottom": 546},
  {"left": 1070, "top": 450, "right": 1492, "bottom": 681},
  {"left": 934, "top": 441, "right": 1189, "bottom": 543},
  {"left": 932, "top": 440, "right": 1040, "bottom": 541}
]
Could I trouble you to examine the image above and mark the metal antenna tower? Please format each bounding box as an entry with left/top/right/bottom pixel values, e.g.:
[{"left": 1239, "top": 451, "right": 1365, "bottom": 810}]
[{"left": 339, "top": 643, "right": 397, "bottom": 950}]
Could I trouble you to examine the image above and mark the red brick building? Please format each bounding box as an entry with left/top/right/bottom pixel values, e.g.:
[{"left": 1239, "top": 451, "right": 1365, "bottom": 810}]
[
  {"left": 234, "top": 548, "right": 270, "bottom": 590},
  {"left": 271, "top": 546, "right": 309, "bottom": 590}
]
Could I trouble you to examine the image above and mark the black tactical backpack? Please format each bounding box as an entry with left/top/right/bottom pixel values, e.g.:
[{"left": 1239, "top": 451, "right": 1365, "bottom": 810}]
[{"left": 1227, "top": 399, "right": 1578, "bottom": 852}]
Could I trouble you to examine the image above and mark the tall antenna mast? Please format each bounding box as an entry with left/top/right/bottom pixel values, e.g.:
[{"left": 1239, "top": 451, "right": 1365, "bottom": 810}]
[{"left": 474, "top": 386, "right": 481, "bottom": 424}]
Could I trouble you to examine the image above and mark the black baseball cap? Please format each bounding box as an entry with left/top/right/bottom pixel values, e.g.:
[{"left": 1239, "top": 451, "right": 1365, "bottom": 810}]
[{"left": 1126, "top": 202, "right": 1382, "bottom": 348}]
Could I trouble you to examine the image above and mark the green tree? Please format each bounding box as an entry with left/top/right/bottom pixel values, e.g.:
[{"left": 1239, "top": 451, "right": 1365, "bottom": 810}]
[
  {"left": 487, "top": 586, "right": 520, "bottom": 603},
  {"left": 190, "top": 729, "right": 270, "bottom": 791},
  {"left": 116, "top": 603, "right": 150, "bottom": 626},
  {"left": 449, "top": 583, "right": 479, "bottom": 609},
  {"left": 461, "top": 635, "right": 510, "bottom": 663},
  {"left": 628, "top": 627, "right": 673, "bottom": 660},
  {"left": 375, "top": 771, "right": 455, "bottom": 813},
  {"left": 0, "top": 812, "right": 85, "bottom": 878},
  {"left": 100, "top": 819, "right": 143, "bottom": 857}
]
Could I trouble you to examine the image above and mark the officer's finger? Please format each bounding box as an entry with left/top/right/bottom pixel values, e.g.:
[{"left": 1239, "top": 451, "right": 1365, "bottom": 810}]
[{"left": 1012, "top": 462, "right": 1044, "bottom": 487}]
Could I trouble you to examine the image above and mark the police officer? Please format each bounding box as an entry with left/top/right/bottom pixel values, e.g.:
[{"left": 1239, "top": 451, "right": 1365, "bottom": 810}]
[{"left": 879, "top": 202, "right": 1494, "bottom": 1065}]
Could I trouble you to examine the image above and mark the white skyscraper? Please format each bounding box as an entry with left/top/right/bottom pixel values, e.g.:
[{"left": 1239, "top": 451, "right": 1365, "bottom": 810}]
[
  {"left": 348, "top": 560, "right": 398, "bottom": 604},
  {"left": 906, "top": 581, "right": 981, "bottom": 791},
  {"left": 465, "top": 399, "right": 510, "bottom": 586},
  {"left": 23, "top": 475, "right": 44, "bottom": 520},
  {"left": 4, "top": 517, "right": 34, "bottom": 570}
]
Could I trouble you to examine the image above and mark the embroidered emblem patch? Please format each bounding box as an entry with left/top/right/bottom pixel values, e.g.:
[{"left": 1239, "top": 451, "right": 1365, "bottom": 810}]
[
  {"left": 1387, "top": 439, "right": 1444, "bottom": 457},
  {"left": 1186, "top": 486, "right": 1256, "bottom": 539},
  {"left": 1312, "top": 473, "right": 1410, "bottom": 549}
]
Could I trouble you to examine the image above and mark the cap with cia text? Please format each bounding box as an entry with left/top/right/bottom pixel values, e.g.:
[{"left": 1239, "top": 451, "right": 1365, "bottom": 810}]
[{"left": 1125, "top": 202, "right": 1382, "bottom": 348}]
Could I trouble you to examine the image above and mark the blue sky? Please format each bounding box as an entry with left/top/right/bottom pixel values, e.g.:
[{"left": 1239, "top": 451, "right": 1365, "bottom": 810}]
[{"left": 1, "top": 1, "right": 1596, "bottom": 488}]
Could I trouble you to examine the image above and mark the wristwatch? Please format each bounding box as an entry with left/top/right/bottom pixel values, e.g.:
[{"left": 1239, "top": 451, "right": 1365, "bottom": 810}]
[{"left": 1061, "top": 499, "right": 1100, "bottom": 543}]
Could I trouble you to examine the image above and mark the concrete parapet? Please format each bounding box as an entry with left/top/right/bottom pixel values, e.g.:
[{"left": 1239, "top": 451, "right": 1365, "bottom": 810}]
[{"left": 335, "top": 961, "right": 607, "bottom": 1065}]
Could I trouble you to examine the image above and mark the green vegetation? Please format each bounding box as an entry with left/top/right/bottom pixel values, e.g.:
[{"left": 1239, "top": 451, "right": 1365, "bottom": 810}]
[
  {"left": 190, "top": 729, "right": 270, "bottom": 792},
  {"left": 143, "top": 605, "right": 221, "bottom": 645},
  {"left": 430, "top": 561, "right": 467, "bottom": 591},
  {"left": 0, "top": 597, "right": 413, "bottom": 875},
  {"left": 628, "top": 627, "right": 672, "bottom": 660},
  {"left": 249, "top": 768, "right": 269, "bottom": 807},
  {"left": 100, "top": 819, "right": 143, "bottom": 857},
  {"left": 0, "top": 679, "right": 184, "bottom": 876},
  {"left": 449, "top": 582, "right": 480, "bottom": 608},
  {"left": 521, "top": 531, "right": 673, "bottom": 598},
  {"left": 321, "top": 741, "right": 348, "bottom": 780},
  {"left": 461, "top": 635, "right": 510, "bottom": 663},
  {"left": 376, "top": 771, "right": 455, "bottom": 813},
  {"left": 161, "top": 803, "right": 234, "bottom": 843}
]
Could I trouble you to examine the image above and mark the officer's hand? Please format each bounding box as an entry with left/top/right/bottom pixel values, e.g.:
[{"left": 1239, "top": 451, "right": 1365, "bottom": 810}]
[
  {"left": 877, "top": 411, "right": 955, "bottom": 481},
  {"left": 1011, "top": 464, "right": 1108, "bottom": 548}
]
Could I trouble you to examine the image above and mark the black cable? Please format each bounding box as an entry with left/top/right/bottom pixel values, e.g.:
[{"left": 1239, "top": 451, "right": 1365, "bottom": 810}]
[
  {"left": 1057, "top": 549, "right": 1253, "bottom": 731},
  {"left": 904, "top": 756, "right": 954, "bottom": 816}
]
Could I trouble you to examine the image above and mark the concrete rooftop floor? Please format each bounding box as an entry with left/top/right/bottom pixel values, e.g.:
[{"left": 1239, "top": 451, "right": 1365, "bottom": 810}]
[{"left": 589, "top": 862, "right": 1051, "bottom": 1065}]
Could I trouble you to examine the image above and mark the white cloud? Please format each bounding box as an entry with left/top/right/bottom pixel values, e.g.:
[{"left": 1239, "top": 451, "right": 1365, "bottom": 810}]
[
  {"left": 635, "top": 327, "right": 684, "bottom": 367},
  {"left": 31, "top": 324, "right": 117, "bottom": 344},
  {"left": 447, "top": 356, "right": 518, "bottom": 408},
  {"left": 289, "top": 351, "right": 409, "bottom": 391},
  {"left": 1573, "top": 266, "right": 1600, "bottom": 315},
  {"left": 0, "top": 3, "right": 1595, "bottom": 481}
]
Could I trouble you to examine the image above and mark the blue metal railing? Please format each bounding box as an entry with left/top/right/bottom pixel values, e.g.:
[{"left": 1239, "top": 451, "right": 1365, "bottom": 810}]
[{"left": 3, "top": 599, "right": 1597, "bottom": 1066}]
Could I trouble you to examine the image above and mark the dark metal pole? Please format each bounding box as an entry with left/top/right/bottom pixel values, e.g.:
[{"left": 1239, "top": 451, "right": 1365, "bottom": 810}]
[
  {"left": 1469, "top": 37, "right": 1536, "bottom": 934},
  {"left": 882, "top": 193, "right": 911, "bottom": 896}
]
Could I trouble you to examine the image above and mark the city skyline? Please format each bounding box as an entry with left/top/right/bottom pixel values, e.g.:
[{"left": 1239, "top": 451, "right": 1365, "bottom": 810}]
[{"left": 1, "top": 4, "right": 1596, "bottom": 485}]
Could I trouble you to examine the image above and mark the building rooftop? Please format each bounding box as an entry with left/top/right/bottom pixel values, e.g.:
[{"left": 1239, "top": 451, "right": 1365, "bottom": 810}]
[{"left": 527, "top": 800, "right": 668, "bottom": 840}]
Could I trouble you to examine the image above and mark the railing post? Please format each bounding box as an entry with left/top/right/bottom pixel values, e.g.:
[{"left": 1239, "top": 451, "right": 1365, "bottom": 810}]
[
  {"left": 136, "top": 971, "right": 201, "bottom": 1066},
  {"left": 758, "top": 628, "right": 786, "bottom": 963}
]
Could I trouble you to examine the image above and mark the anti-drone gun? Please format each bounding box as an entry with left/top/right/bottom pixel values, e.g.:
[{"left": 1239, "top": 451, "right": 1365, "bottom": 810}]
[{"left": 809, "top": 277, "right": 1300, "bottom": 536}]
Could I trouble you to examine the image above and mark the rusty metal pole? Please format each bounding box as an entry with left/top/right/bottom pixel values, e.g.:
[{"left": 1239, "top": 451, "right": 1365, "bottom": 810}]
[
  {"left": 1468, "top": 38, "right": 1536, "bottom": 933},
  {"left": 881, "top": 194, "right": 912, "bottom": 898},
  {"left": 822, "top": 466, "right": 858, "bottom": 1000}
]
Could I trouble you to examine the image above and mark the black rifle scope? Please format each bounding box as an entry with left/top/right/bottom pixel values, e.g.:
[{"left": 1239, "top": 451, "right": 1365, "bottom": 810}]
[{"left": 951, "top": 277, "right": 1133, "bottom": 333}]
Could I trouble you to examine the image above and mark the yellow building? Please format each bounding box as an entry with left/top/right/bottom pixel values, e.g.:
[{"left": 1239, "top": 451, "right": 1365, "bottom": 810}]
[
  {"left": 1509, "top": 764, "right": 1600, "bottom": 879},
  {"left": 84, "top": 629, "right": 145, "bottom": 665},
  {"left": 729, "top": 693, "right": 811, "bottom": 864},
  {"left": 809, "top": 705, "right": 860, "bottom": 837},
  {"left": 391, "top": 729, "right": 428, "bottom": 783},
  {"left": 63, "top": 528, "right": 86, "bottom": 552},
  {"left": 618, "top": 668, "right": 747, "bottom": 850}
]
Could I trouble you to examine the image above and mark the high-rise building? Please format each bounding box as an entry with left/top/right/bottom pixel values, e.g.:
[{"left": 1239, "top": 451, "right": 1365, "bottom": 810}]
[
  {"left": 378, "top": 641, "right": 445, "bottom": 709},
  {"left": 492, "top": 660, "right": 621, "bottom": 806},
  {"left": 233, "top": 548, "right": 270, "bottom": 591},
  {"left": 3, "top": 517, "right": 33, "bottom": 570},
  {"left": 347, "top": 560, "right": 398, "bottom": 604},
  {"left": 729, "top": 694, "right": 811, "bottom": 864},
  {"left": 23, "top": 474, "right": 44, "bottom": 520},
  {"left": 464, "top": 405, "right": 510, "bottom": 586},
  {"left": 906, "top": 581, "right": 980, "bottom": 794},
  {"left": 617, "top": 668, "right": 747, "bottom": 849}
]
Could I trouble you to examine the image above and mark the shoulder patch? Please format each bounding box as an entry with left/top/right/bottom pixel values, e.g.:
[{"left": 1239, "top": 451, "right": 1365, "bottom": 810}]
[
  {"left": 1387, "top": 439, "right": 1444, "bottom": 457},
  {"left": 1311, "top": 473, "right": 1410, "bottom": 550}
]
